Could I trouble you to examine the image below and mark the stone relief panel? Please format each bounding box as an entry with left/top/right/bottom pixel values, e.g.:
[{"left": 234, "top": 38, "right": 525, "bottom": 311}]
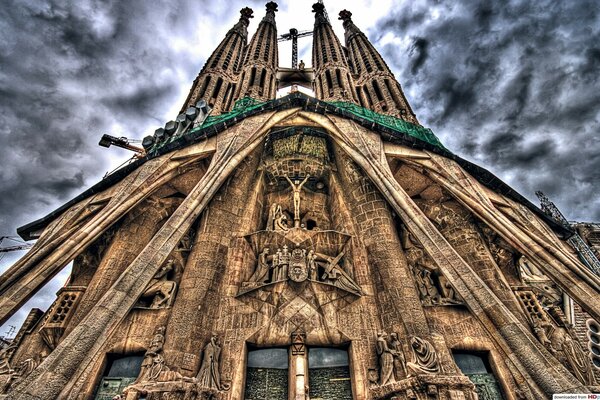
[{"left": 402, "top": 230, "right": 464, "bottom": 306}]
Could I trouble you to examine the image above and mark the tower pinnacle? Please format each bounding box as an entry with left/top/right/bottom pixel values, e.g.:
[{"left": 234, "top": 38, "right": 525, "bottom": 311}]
[
  {"left": 311, "top": 3, "right": 357, "bottom": 103},
  {"left": 339, "top": 9, "right": 419, "bottom": 123},
  {"left": 180, "top": 7, "right": 254, "bottom": 114},
  {"left": 232, "top": 2, "right": 279, "bottom": 103}
]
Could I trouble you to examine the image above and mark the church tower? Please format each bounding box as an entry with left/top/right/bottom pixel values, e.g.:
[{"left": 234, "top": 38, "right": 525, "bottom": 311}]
[
  {"left": 233, "top": 1, "right": 279, "bottom": 103},
  {"left": 1, "top": 2, "right": 599, "bottom": 400},
  {"left": 311, "top": 3, "right": 356, "bottom": 102},
  {"left": 339, "top": 10, "right": 418, "bottom": 123},
  {"left": 181, "top": 7, "right": 254, "bottom": 115}
]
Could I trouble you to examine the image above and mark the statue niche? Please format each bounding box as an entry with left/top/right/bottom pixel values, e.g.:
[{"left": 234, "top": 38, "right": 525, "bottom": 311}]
[{"left": 135, "top": 259, "right": 179, "bottom": 309}]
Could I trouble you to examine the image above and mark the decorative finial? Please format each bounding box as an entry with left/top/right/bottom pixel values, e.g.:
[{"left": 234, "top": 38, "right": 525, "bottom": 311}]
[
  {"left": 312, "top": 3, "right": 325, "bottom": 14},
  {"left": 240, "top": 7, "right": 254, "bottom": 21},
  {"left": 338, "top": 9, "right": 353, "bottom": 23},
  {"left": 266, "top": 1, "right": 278, "bottom": 13}
]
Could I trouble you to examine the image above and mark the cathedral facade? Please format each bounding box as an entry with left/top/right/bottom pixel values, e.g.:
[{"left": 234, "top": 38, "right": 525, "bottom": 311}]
[{"left": 1, "top": 3, "right": 599, "bottom": 399}]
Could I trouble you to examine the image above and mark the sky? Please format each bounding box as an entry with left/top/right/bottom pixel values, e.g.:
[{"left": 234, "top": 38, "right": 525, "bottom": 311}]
[{"left": 0, "top": 0, "right": 599, "bottom": 334}]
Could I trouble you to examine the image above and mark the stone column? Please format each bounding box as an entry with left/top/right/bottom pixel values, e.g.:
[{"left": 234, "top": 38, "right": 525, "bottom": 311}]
[
  {"left": 335, "top": 151, "right": 430, "bottom": 338},
  {"left": 289, "top": 346, "right": 308, "bottom": 400},
  {"left": 162, "top": 152, "right": 261, "bottom": 373}
]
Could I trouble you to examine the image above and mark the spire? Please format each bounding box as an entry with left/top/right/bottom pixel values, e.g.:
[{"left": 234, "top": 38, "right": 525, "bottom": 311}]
[
  {"left": 311, "top": 3, "right": 357, "bottom": 103},
  {"left": 181, "top": 7, "right": 254, "bottom": 115},
  {"left": 231, "top": 2, "right": 279, "bottom": 103},
  {"left": 339, "top": 10, "right": 419, "bottom": 124}
]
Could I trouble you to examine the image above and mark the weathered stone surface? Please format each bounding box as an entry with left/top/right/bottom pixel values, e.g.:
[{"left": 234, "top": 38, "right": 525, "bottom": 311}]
[{"left": 2, "top": 8, "right": 598, "bottom": 399}]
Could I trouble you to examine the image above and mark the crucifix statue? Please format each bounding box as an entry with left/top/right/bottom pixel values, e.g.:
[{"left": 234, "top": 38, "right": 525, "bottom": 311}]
[{"left": 285, "top": 175, "right": 310, "bottom": 228}]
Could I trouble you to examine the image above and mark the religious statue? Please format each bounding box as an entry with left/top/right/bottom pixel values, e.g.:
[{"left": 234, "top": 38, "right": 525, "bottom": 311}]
[
  {"left": 139, "top": 259, "right": 177, "bottom": 309},
  {"left": 544, "top": 325, "right": 597, "bottom": 385},
  {"left": 307, "top": 250, "right": 318, "bottom": 281},
  {"left": 267, "top": 203, "right": 282, "bottom": 231},
  {"left": 414, "top": 267, "right": 439, "bottom": 304},
  {"left": 437, "top": 274, "right": 462, "bottom": 304},
  {"left": 135, "top": 326, "right": 166, "bottom": 383},
  {"left": 284, "top": 175, "right": 310, "bottom": 227},
  {"left": 249, "top": 248, "right": 271, "bottom": 283},
  {"left": 376, "top": 332, "right": 395, "bottom": 385},
  {"left": 320, "top": 252, "right": 362, "bottom": 295},
  {"left": 389, "top": 332, "right": 407, "bottom": 379},
  {"left": 239, "top": 245, "right": 361, "bottom": 296},
  {"left": 197, "top": 333, "right": 228, "bottom": 390},
  {"left": 289, "top": 248, "right": 308, "bottom": 282},
  {"left": 176, "top": 230, "right": 194, "bottom": 252},
  {"left": 406, "top": 336, "right": 440, "bottom": 375}
]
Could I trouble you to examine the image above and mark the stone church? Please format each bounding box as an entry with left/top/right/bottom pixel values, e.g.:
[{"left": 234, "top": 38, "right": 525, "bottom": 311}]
[{"left": 1, "top": 2, "right": 599, "bottom": 399}]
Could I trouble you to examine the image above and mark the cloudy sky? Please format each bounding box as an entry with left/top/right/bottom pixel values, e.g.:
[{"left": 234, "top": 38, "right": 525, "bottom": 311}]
[{"left": 0, "top": 0, "right": 599, "bottom": 334}]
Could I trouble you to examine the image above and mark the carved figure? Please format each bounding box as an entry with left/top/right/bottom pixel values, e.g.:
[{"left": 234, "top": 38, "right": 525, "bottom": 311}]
[
  {"left": 376, "top": 332, "right": 395, "bottom": 385},
  {"left": 136, "top": 326, "right": 165, "bottom": 383},
  {"left": 197, "top": 333, "right": 225, "bottom": 390},
  {"left": 285, "top": 175, "right": 310, "bottom": 227},
  {"left": 547, "top": 326, "right": 597, "bottom": 385},
  {"left": 324, "top": 263, "right": 362, "bottom": 295},
  {"left": 249, "top": 248, "right": 271, "bottom": 283},
  {"left": 414, "top": 267, "right": 439, "bottom": 304},
  {"left": 267, "top": 203, "right": 282, "bottom": 231},
  {"left": 406, "top": 336, "right": 440, "bottom": 375},
  {"left": 518, "top": 257, "right": 546, "bottom": 281},
  {"left": 277, "top": 245, "right": 290, "bottom": 280},
  {"left": 437, "top": 274, "right": 462, "bottom": 304},
  {"left": 274, "top": 213, "right": 289, "bottom": 232},
  {"left": 389, "top": 333, "right": 407, "bottom": 379},
  {"left": 307, "top": 250, "right": 318, "bottom": 280},
  {"left": 272, "top": 249, "right": 284, "bottom": 281},
  {"left": 562, "top": 334, "right": 597, "bottom": 385},
  {"left": 140, "top": 260, "right": 177, "bottom": 309},
  {"left": 176, "top": 231, "right": 193, "bottom": 252}
]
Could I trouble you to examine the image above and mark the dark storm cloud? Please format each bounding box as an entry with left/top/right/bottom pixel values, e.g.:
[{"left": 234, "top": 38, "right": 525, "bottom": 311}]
[{"left": 374, "top": 0, "right": 600, "bottom": 221}]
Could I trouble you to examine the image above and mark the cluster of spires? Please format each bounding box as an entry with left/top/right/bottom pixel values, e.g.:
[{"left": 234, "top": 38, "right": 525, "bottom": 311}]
[{"left": 180, "top": 2, "right": 418, "bottom": 124}]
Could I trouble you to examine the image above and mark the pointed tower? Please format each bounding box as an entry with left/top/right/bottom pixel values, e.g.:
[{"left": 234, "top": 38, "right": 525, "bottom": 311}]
[
  {"left": 181, "top": 7, "right": 254, "bottom": 115},
  {"left": 3, "top": 3, "right": 600, "bottom": 400},
  {"left": 311, "top": 3, "right": 357, "bottom": 102},
  {"left": 339, "top": 9, "right": 419, "bottom": 124},
  {"left": 232, "top": 2, "right": 279, "bottom": 103}
]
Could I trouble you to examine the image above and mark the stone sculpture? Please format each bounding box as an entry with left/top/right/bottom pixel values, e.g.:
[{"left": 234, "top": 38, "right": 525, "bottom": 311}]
[
  {"left": 197, "top": 333, "right": 229, "bottom": 390},
  {"left": 539, "top": 324, "right": 598, "bottom": 386},
  {"left": 136, "top": 326, "right": 166, "bottom": 383},
  {"left": 138, "top": 260, "right": 177, "bottom": 309},
  {"left": 406, "top": 336, "right": 440, "bottom": 375},
  {"left": 248, "top": 248, "right": 271, "bottom": 283},
  {"left": 389, "top": 333, "right": 407, "bottom": 379},
  {"left": 241, "top": 244, "right": 362, "bottom": 296},
  {"left": 284, "top": 175, "right": 310, "bottom": 227},
  {"left": 376, "top": 332, "right": 395, "bottom": 386}
]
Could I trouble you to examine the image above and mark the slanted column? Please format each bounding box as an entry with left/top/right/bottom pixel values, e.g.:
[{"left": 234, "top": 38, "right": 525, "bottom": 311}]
[
  {"left": 162, "top": 151, "right": 261, "bottom": 374},
  {"left": 64, "top": 197, "right": 180, "bottom": 335}
]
